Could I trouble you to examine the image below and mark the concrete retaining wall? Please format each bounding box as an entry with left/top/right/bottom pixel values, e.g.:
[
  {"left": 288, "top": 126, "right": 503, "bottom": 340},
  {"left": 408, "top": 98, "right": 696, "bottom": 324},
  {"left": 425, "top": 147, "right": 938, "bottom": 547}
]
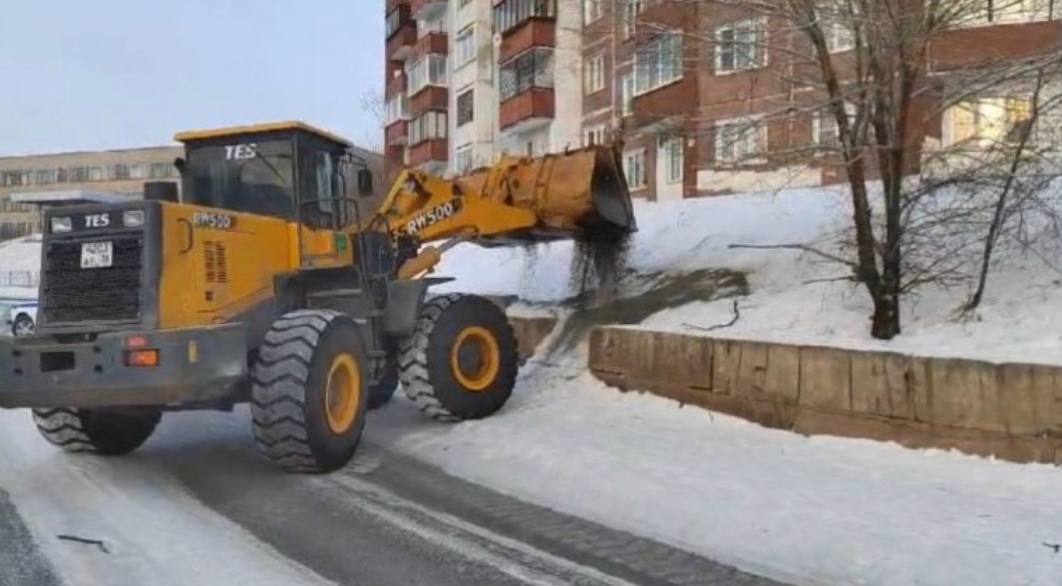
[{"left": 588, "top": 327, "right": 1062, "bottom": 464}]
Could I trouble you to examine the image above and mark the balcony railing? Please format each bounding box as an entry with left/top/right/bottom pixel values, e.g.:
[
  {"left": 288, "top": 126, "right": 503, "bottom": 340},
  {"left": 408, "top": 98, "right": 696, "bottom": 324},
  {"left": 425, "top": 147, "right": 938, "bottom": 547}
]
[{"left": 500, "top": 87, "right": 555, "bottom": 131}]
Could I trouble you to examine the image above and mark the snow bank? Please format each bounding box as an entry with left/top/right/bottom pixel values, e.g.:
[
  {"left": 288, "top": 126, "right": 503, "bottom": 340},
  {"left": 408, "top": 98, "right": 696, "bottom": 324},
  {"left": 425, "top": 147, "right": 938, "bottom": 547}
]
[{"left": 435, "top": 185, "right": 1062, "bottom": 365}]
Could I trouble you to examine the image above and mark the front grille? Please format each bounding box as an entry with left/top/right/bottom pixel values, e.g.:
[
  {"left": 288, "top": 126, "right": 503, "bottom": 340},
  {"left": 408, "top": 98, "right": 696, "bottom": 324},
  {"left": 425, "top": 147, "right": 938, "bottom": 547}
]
[{"left": 43, "top": 235, "right": 143, "bottom": 324}]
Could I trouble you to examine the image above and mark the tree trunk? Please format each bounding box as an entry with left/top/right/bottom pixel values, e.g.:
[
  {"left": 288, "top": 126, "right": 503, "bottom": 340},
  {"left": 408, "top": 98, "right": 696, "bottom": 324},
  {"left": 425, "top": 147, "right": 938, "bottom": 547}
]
[{"left": 870, "top": 291, "right": 901, "bottom": 339}]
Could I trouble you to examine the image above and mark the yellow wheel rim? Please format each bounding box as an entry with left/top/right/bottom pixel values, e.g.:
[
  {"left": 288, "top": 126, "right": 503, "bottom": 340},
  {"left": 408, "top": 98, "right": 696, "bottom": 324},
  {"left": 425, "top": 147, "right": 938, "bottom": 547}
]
[
  {"left": 324, "top": 353, "right": 361, "bottom": 434},
  {"left": 450, "top": 326, "right": 501, "bottom": 392}
]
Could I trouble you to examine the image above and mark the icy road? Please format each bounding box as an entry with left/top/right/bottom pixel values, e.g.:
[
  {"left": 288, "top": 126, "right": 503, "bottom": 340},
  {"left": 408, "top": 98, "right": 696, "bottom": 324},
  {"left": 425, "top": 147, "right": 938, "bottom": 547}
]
[{"left": 0, "top": 404, "right": 781, "bottom": 586}]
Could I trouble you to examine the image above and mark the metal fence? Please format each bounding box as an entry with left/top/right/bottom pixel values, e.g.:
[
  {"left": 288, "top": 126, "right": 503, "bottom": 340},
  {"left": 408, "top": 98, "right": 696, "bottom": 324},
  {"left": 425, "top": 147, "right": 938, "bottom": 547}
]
[{"left": 0, "top": 271, "right": 39, "bottom": 288}]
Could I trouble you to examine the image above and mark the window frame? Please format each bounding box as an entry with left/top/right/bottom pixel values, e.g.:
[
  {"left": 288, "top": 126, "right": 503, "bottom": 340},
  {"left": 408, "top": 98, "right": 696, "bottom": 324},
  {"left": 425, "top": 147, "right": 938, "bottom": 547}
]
[
  {"left": 714, "top": 116, "right": 768, "bottom": 165},
  {"left": 623, "top": 148, "right": 647, "bottom": 190},
  {"left": 715, "top": 18, "right": 768, "bottom": 75},
  {"left": 456, "top": 88, "right": 475, "bottom": 127},
  {"left": 634, "top": 32, "right": 684, "bottom": 96},
  {"left": 584, "top": 52, "right": 606, "bottom": 95}
]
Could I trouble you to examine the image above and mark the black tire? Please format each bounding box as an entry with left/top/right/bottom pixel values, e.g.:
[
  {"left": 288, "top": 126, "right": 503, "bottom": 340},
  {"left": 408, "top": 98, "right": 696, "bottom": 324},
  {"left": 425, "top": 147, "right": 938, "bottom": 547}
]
[
  {"left": 12, "top": 313, "right": 33, "bottom": 337},
  {"left": 398, "top": 293, "right": 518, "bottom": 421},
  {"left": 250, "top": 310, "right": 369, "bottom": 473},
  {"left": 31, "top": 408, "right": 161, "bottom": 455},
  {"left": 367, "top": 355, "right": 399, "bottom": 410}
]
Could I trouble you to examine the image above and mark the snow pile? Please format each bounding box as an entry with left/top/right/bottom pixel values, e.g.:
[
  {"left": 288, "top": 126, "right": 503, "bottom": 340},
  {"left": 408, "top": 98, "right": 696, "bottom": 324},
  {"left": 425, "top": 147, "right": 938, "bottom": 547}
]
[
  {"left": 369, "top": 361, "right": 1062, "bottom": 586},
  {"left": 435, "top": 185, "right": 1062, "bottom": 365}
]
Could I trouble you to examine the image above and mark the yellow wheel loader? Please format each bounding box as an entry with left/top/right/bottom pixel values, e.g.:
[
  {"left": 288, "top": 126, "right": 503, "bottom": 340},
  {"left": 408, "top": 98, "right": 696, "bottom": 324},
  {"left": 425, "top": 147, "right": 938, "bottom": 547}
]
[{"left": 0, "top": 122, "right": 634, "bottom": 472}]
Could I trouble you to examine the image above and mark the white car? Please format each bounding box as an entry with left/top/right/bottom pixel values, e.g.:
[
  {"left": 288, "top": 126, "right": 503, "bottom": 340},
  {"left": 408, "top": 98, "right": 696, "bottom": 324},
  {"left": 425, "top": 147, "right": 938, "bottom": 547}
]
[{"left": 8, "top": 302, "right": 37, "bottom": 337}]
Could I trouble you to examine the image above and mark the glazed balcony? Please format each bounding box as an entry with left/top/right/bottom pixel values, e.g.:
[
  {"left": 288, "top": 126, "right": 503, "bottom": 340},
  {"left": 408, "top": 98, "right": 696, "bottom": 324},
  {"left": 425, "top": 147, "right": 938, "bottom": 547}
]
[
  {"left": 413, "top": 31, "right": 448, "bottom": 60},
  {"left": 408, "top": 138, "right": 448, "bottom": 168},
  {"left": 385, "top": 72, "right": 407, "bottom": 99},
  {"left": 386, "top": 12, "right": 417, "bottom": 62},
  {"left": 499, "top": 88, "right": 555, "bottom": 132},
  {"left": 385, "top": 120, "right": 409, "bottom": 147},
  {"left": 410, "top": 86, "right": 448, "bottom": 115},
  {"left": 498, "top": 18, "right": 555, "bottom": 63},
  {"left": 412, "top": 0, "right": 446, "bottom": 21}
]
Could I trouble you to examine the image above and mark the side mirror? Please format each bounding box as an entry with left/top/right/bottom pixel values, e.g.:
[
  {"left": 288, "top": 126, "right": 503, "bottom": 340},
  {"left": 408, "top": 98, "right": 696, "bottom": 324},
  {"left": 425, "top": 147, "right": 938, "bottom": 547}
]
[
  {"left": 174, "top": 157, "right": 187, "bottom": 175},
  {"left": 357, "top": 169, "right": 374, "bottom": 197}
]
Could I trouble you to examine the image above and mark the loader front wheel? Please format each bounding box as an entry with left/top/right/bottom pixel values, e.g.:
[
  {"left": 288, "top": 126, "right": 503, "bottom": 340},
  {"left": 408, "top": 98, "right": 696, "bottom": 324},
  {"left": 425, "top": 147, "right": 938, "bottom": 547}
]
[
  {"left": 251, "top": 310, "right": 369, "bottom": 473},
  {"left": 399, "top": 294, "right": 518, "bottom": 421},
  {"left": 31, "top": 408, "right": 161, "bottom": 455}
]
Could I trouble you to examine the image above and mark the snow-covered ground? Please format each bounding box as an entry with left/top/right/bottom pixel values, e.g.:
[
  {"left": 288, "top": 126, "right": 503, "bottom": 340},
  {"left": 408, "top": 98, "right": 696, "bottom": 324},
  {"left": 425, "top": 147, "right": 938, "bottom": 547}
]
[
  {"left": 435, "top": 185, "right": 1062, "bottom": 365},
  {"left": 372, "top": 353, "right": 1062, "bottom": 586}
]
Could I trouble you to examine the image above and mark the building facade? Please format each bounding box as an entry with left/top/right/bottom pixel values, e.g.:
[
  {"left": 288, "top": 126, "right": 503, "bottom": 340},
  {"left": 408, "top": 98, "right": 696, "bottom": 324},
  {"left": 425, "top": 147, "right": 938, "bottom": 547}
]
[
  {"left": 0, "top": 146, "right": 181, "bottom": 239},
  {"left": 384, "top": 0, "right": 1062, "bottom": 199}
]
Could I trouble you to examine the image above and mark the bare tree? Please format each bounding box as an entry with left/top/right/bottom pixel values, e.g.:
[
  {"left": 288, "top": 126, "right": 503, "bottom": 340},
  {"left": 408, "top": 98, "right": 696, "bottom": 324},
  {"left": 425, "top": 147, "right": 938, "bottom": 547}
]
[{"left": 639, "top": 0, "right": 1062, "bottom": 339}]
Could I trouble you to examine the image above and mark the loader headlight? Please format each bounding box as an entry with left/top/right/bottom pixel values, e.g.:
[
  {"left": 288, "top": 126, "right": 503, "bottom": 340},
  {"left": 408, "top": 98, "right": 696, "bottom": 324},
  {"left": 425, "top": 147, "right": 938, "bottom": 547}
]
[
  {"left": 122, "top": 210, "right": 145, "bottom": 228},
  {"left": 50, "top": 216, "right": 72, "bottom": 233}
]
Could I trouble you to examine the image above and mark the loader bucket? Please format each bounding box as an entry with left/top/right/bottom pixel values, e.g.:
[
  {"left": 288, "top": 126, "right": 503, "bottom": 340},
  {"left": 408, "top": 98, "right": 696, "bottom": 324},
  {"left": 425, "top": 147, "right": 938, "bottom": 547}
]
[
  {"left": 588, "top": 147, "right": 637, "bottom": 233},
  {"left": 524, "top": 146, "right": 636, "bottom": 237}
]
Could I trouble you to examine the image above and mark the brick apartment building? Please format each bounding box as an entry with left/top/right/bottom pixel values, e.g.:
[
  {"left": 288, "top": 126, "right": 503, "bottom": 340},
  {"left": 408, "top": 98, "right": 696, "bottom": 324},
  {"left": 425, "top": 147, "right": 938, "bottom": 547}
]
[
  {"left": 384, "top": 0, "right": 1062, "bottom": 199},
  {"left": 0, "top": 146, "right": 181, "bottom": 239}
]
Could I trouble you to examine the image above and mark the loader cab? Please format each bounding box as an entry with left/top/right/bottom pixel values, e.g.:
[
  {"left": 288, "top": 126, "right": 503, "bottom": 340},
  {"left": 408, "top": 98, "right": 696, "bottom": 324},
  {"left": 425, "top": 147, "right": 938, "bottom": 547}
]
[{"left": 174, "top": 122, "right": 373, "bottom": 230}]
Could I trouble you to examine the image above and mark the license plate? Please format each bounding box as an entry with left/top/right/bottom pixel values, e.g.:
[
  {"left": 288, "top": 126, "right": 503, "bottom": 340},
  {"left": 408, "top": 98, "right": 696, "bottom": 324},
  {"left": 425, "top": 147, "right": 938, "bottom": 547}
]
[{"left": 80, "top": 241, "right": 113, "bottom": 269}]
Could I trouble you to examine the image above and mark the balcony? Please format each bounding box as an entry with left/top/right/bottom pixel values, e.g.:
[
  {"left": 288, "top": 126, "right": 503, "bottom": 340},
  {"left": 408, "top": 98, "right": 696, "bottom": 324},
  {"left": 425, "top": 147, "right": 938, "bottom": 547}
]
[
  {"left": 413, "top": 31, "right": 448, "bottom": 60},
  {"left": 498, "top": 18, "right": 555, "bottom": 63},
  {"left": 500, "top": 88, "right": 555, "bottom": 132},
  {"left": 385, "top": 120, "right": 409, "bottom": 147},
  {"left": 411, "top": 0, "right": 446, "bottom": 21},
  {"left": 409, "top": 138, "right": 448, "bottom": 169},
  {"left": 410, "top": 86, "right": 448, "bottom": 114},
  {"left": 386, "top": 72, "right": 407, "bottom": 99},
  {"left": 387, "top": 21, "right": 417, "bottom": 61}
]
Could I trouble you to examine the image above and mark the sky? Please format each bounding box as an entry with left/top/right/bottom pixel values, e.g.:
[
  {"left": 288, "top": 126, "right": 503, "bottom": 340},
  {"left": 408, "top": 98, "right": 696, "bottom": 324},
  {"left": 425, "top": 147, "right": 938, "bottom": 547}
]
[{"left": 0, "top": 0, "right": 384, "bottom": 157}]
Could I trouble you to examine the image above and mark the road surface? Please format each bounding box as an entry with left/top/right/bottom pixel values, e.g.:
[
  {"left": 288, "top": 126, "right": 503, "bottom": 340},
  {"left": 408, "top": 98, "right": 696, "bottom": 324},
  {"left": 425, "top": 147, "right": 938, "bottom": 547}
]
[{"left": 0, "top": 406, "right": 788, "bottom": 586}]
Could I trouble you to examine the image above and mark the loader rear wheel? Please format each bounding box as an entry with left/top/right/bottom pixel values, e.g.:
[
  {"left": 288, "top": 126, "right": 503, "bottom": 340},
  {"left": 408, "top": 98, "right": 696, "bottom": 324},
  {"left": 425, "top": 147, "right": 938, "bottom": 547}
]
[
  {"left": 251, "top": 310, "right": 369, "bottom": 473},
  {"left": 31, "top": 408, "right": 161, "bottom": 455},
  {"left": 399, "top": 294, "right": 518, "bottom": 421}
]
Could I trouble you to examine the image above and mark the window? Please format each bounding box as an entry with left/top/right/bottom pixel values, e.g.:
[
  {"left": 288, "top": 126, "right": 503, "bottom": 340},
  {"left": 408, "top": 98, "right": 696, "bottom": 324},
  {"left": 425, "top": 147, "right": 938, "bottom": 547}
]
[
  {"left": 583, "top": 0, "right": 603, "bottom": 25},
  {"left": 623, "top": 149, "right": 646, "bottom": 189},
  {"left": 621, "top": 72, "right": 635, "bottom": 116},
  {"left": 88, "top": 166, "right": 104, "bottom": 181},
  {"left": 814, "top": 103, "right": 856, "bottom": 147},
  {"left": 584, "top": 53, "right": 606, "bottom": 95},
  {"left": 457, "top": 89, "right": 475, "bottom": 127},
  {"left": 823, "top": 19, "right": 854, "bottom": 53},
  {"left": 622, "top": 0, "right": 645, "bottom": 39},
  {"left": 112, "top": 164, "right": 131, "bottom": 180},
  {"left": 150, "top": 162, "right": 175, "bottom": 179},
  {"left": 715, "top": 118, "right": 767, "bottom": 164},
  {"left": 385, "top": 94, "right": 411, "bottom": 125},
  {"left": 960, "top": 0, "right": 1058, "bottom": 25},
  {"left": 386, "top": 6, "right": 408, "bottom": 38},
  {"left": 499, "top": 47, "right": 554, "bottom": 101},
  {"left": 456, "top": 26, "right": 476, "bottom": 67},
  {"left": 1, "top": 171, "right": 24, "bottom": 187},
  {"left": 943, "top": 96, "right": 1046, "bottom": 148},
  {"left": 584, "top": 123, "right": 607, "bottom": 146},
  {"left": 493, "top": 0, "right": 557, "bottom": 35},
  {"left": 406, "top": 54, "right": 448, "bottom": 95},
  {"left": 455, "top": 143, "right": 474, "bottom": 173},
  {"left": 34, "top": 169, "right": 56, "bottom": 185},
  {"left": 716, "top": 19, "right": 766, "bottom": 73},
  {"left": 661, "top": 136, "right": 684, "bottom": 183},
  {"left": 410, "top": 111, "right": 448, "bottom": 145},
  {"left": 634, "top": 33, "right": 683, "bottom": 95},
  {"left": 130, "top": 164, "right": 148, "bottom": 179}
]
